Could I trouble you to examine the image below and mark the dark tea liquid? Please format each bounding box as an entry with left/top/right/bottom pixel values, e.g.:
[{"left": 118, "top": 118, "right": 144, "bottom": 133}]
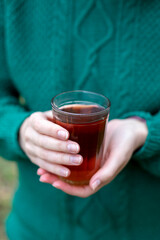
[{"left": 53, "top": 104, "right": 107, "bottom": 185}]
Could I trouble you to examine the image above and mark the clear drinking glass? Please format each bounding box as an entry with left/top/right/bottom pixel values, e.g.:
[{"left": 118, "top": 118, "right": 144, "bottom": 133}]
[{"left": 51, "top": 90, "right": 110, "bottom": 185}]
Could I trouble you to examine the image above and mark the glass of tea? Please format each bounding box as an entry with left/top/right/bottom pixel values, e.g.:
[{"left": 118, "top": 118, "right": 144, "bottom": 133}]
[{"left": 51, "top": 90, "right": 110, "bottom": 185}]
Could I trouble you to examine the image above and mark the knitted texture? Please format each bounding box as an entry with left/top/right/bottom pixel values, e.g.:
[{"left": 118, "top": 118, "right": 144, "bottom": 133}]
[{"left": 0, "top": 1, "right": 160, "bottom": 239}]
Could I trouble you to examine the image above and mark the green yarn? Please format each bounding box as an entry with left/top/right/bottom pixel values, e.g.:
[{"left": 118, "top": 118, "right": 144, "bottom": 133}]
[{"left": 0, "top": 1, "right": 160, "bottom": 239}]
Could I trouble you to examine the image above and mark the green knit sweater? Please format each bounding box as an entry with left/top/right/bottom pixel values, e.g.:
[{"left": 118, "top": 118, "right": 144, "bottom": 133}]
[{"left": 0, "top": 1, "right": 160, "bottom": 239}]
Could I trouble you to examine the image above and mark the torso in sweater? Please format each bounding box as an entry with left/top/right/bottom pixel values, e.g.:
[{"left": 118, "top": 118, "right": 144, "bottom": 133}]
[{"left": 1, "top": 1, "right": 160, "bottom": 240}]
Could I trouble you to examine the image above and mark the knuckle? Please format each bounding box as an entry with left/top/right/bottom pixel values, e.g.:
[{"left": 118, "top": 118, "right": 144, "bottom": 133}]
[
  {"left": 52, "top": 152, "right": 60, "bottom": 163},
  {"left": 34, "top": 120, "right": 42, "bottom": 132},
  {"left": 37, "top": 148, "right": 46, "bottom": 159},
  {"left": 30, "top": 112, "right": 39, "bottom": 122},
  {"left": 62, "top": 154, "right": 68, "bottom": 164},
  {"left": 55, "top": 141, "right": 64, "bottom": 151},
  {"left": 25, "top": 142, "right": 31, "bottom": 153},
  {"left": 58, "top": 153, "right": 67, "bottom": 164},
  {"left": 37, "top": 136, "right": 44, "bottom": 147},
  {"left": 30, "top": 113, "right": 42, "bottom": 131},
  {"left": 25, "top": 128, "right": 31, "bottom": 141}
]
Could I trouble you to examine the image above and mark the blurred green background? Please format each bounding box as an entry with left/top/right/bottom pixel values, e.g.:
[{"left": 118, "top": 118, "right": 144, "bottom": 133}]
[{"left": 0, "top": 157, "right": 17, "bottom": 240}]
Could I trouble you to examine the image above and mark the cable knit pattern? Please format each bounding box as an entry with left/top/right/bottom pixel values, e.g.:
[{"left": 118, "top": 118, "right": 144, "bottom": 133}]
[
  {"left": 0, "top": 1, "right": 160, "bottom": 240},
  {"left": 74, "top": 0, "right": 113, "bottom": 88},
  {"left": 114, "top": 0, "right": 138, "bottom": 116}
]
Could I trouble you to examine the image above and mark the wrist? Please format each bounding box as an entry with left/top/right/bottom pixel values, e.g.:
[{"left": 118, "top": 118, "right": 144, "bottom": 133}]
[
  {"left": 19, "top": 117, "right": 29, "bottom": 152},
  {"left": 128, "top": 117, "right": 148, "bottom": 150},
  {"left": 129, "top": 116, "right": 146, "bottom": 123}
]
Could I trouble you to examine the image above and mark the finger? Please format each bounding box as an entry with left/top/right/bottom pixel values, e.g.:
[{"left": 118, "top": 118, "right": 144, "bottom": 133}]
[
  {"left": 30, "top": 112, "right": 69, "bottom": 140},
  {"left": 52, "top": 179, "right": 94, "bottom": 198},
  {"left": 37, "top": 168, "right": 47, "bottom": 175},
  {"left": 29, "top": 155, "right": 71, "bottom": 177},
  {"left": 26, "top": 143, "right": 83, "bottom": 165},
  {"left": 39, "top": 173, "right": 58, "bottom": 182},
  {"left": 25, "top": 128, "right": 80, "bottom": 153},
  {"left": 90, "top": 150, "right": 130, "bottom": 191},
  {"left": 39, "top": 172, "right": 97, "bottom": 197}
]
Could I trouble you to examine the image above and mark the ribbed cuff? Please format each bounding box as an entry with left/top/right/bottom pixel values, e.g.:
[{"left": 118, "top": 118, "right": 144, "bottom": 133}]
[
  {"left": 7, "top": 111, "right": 33, "bottom": 160},
  {"left": 120, "top": 111, "right": 160, "bottom": 161}
]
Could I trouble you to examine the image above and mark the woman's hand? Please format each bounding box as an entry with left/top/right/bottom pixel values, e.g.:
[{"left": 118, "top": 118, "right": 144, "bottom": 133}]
[
  {"left": 19, "top": 111, "right": 83, "bottom": 177},
  {"left": 37, "top": 118, "right": 148, "bottom": 198}
]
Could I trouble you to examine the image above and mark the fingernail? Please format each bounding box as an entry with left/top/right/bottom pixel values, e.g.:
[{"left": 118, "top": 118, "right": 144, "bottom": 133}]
[
  {"left": 91, "top": 179, "right": 101, "bottom": 190},
  {"left": 57, "top": 130, "right": 68, "bottom": 140},
  {"left": 60, "top": 169, "right": 69, "bottom": 177},
  {"left": 37, "top": 168, "right": 44, "bottom": 175},
  {"left": 67, "top": 143, "right": 79, "bottom": 153},
  {"left": 70, "top": 155, "right": 82, "bottom": 164}
]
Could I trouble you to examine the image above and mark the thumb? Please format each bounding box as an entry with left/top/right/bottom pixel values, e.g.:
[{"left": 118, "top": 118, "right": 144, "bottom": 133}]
[{"left": 89, "top": 150, "right": 128, "bottom": 191}]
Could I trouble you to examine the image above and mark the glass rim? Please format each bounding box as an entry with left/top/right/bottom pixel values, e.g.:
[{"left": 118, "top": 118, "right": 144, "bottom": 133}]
[{"left": 51, "top": 90, "right": 111, "bottom": 118}]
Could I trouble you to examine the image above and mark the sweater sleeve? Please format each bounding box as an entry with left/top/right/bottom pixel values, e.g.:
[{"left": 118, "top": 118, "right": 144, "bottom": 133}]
[
  {"left": 121, "top": 110, "right": 160, "bottom": 177},
  {"left": 0, "top": 2, "right": 32, "bottom": 161}
]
